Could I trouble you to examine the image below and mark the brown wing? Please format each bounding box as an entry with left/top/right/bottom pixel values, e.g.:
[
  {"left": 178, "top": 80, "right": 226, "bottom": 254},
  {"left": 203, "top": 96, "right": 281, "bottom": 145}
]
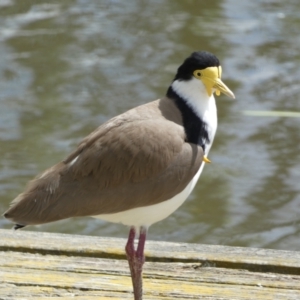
[{"left": 4, "top": 99, "right": 204, "bottom": 226}]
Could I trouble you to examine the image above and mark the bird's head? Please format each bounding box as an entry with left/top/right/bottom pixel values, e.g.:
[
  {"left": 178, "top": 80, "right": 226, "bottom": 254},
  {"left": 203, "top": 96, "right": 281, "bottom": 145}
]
[{"left": 174, "top": 51, "right": 235, "bottom": 99}]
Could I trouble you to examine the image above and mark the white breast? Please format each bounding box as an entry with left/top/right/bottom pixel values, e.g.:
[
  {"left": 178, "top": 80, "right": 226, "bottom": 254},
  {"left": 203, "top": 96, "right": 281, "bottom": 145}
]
[{"left": 94, "top": 162, "right": 205, "bottom": 229}]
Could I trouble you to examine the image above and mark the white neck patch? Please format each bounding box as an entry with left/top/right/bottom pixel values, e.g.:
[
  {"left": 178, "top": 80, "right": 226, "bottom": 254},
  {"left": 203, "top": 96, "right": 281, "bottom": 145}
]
[
  {"left": 171, "top": 77, "right": 214, "bottom": 119},
  {"left": 171, "top": 77, "right": 218, "bottom": 153}
]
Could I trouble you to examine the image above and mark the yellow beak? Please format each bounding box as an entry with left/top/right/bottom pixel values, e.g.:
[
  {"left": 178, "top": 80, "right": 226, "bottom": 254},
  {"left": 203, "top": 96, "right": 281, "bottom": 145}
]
[{"left": 193, "top": 66, "right": 235, "bottom": 99}]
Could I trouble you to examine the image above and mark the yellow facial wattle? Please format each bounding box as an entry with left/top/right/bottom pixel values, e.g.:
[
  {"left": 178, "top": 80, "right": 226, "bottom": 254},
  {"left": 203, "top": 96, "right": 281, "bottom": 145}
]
[{"left": 193, "top": 66, "right": 235, "bottom": 99}]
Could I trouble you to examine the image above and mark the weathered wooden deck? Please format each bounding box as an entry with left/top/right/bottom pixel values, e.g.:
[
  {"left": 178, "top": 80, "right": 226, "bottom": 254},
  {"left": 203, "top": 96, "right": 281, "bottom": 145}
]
[{"left": 0, "top": 228, "right": 299, "bottom": 299}]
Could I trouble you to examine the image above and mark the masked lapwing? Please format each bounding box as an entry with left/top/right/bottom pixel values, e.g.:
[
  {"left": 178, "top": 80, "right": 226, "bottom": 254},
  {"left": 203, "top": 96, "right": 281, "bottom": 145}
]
[{"left": 4, "top": 51, "right": 235, "bottom": 300}]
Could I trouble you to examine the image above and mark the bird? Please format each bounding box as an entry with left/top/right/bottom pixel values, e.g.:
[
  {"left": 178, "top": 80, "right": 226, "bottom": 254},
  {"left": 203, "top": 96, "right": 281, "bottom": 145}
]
[{"left": 4, "top": 51, "right": 234, "bottom": 300}]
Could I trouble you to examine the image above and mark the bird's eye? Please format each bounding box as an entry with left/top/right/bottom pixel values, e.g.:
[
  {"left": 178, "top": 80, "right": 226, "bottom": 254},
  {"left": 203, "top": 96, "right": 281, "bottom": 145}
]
[{"left": 193, "top": 70, "right": 202, "bottom": 78}]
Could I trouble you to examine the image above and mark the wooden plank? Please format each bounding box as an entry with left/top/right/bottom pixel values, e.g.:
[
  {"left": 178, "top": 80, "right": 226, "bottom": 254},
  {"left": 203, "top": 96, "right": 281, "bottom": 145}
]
[
  {"left": 1, "top": 229, "right": 300, "bottom": 274},
  {"left": 2, "top": 263, "right": 299, "bottom": 299},
  {"left": 1, "top": 251, "right": 300, "bottom": 291},
  {"left": 1, "top": 229, "right": 300, "bottom": 299}
]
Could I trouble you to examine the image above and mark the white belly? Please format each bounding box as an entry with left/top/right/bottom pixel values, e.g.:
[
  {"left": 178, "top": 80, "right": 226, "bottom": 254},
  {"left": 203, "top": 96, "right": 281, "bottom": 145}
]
[{"left": 94, "top": 163, "right": 205, "bottom": 229}]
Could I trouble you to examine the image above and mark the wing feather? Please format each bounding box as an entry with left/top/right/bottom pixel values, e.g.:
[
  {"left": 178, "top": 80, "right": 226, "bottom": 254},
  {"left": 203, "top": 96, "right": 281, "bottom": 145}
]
[{"left": 4, "top": 99, "right": 204, "bottom": 225}]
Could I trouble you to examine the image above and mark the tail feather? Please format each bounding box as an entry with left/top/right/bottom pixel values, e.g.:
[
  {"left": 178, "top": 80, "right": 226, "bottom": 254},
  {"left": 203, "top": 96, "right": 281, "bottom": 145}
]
[{"left": 14, "top": 224, "right": 25, "bottom": 230}]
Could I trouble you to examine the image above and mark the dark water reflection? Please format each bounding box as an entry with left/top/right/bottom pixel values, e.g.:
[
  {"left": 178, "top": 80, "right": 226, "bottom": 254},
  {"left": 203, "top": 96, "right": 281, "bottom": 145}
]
[{"left": 1, "top": 0, "right": 299, "bottom": 250}]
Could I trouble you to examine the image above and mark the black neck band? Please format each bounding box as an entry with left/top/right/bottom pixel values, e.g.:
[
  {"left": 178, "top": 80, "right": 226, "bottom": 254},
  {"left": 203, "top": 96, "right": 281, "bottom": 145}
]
[{"left": 166, "top": 86, "right": 210, "bottom": 151}]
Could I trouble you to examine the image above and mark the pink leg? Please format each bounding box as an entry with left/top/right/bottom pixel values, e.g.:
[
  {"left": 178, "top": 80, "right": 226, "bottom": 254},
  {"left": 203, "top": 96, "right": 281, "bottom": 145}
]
[{"left": 125, "top": 226, "right": 147, "bottom": 300}]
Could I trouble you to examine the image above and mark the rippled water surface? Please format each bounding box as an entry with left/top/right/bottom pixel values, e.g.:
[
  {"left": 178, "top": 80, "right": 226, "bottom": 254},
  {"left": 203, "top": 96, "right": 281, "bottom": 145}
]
[{"left": 1, "top": 0, "right": 300, "bottom": 250}]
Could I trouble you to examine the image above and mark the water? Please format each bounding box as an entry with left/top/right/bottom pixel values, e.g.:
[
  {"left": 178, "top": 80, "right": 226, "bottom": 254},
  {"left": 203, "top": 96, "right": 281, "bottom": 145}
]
[{"left": 1, "top": 0, "right": 300, "bottom": 251}]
